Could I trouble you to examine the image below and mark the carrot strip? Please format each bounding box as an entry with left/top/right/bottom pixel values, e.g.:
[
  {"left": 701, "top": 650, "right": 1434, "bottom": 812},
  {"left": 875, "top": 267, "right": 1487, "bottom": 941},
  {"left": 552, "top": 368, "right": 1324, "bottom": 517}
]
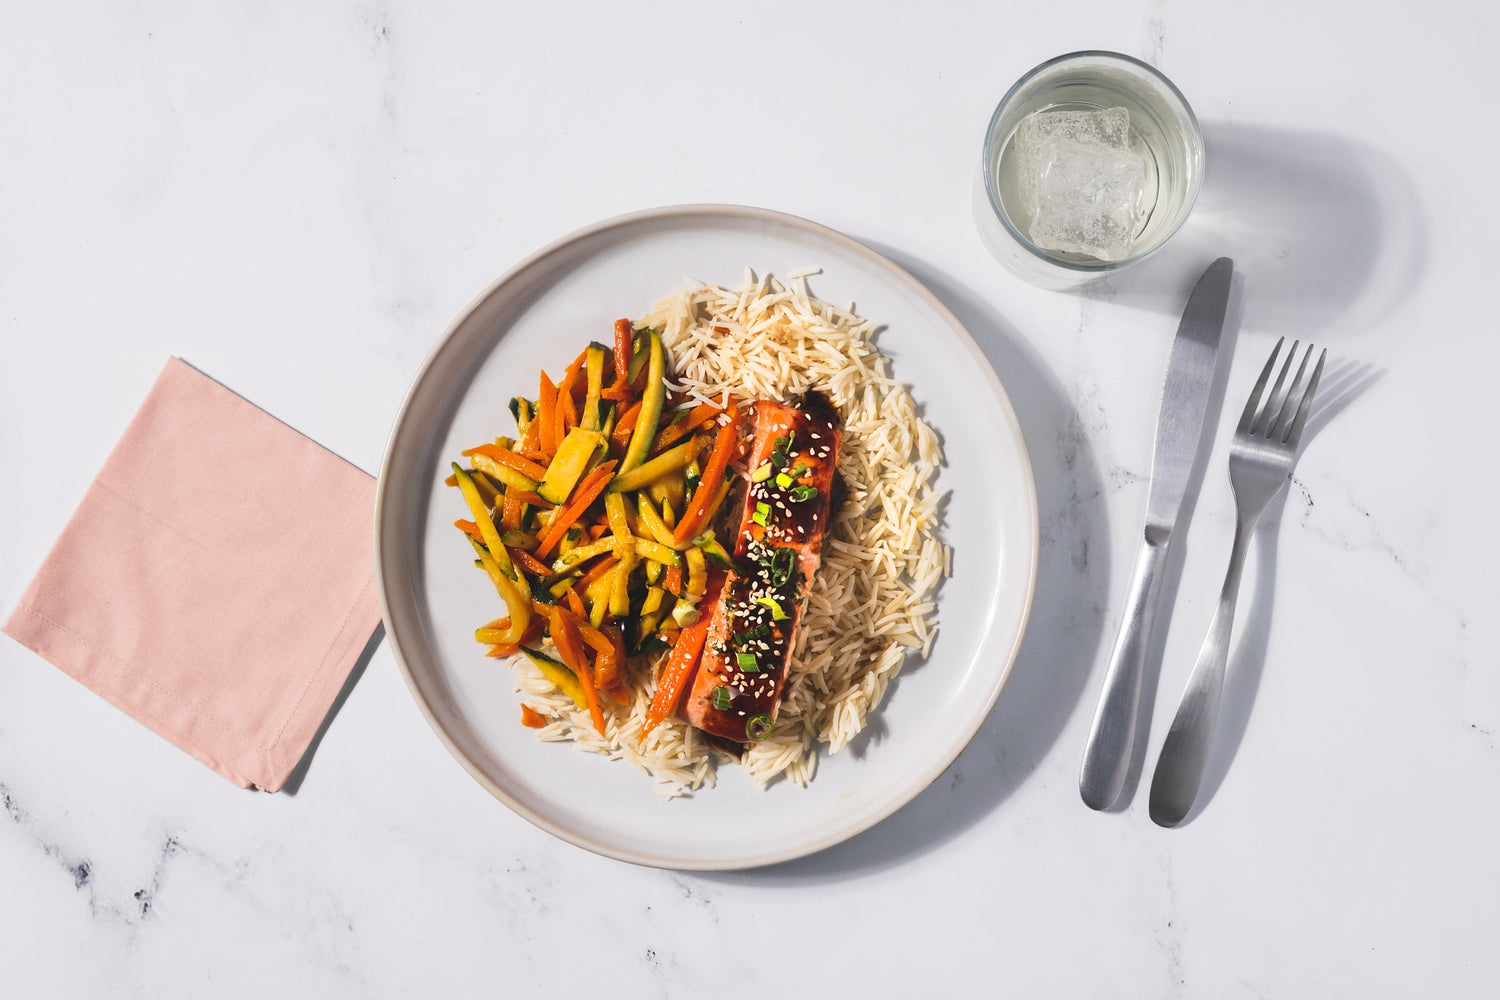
[
  {"left": 558, "top": 389, "right": 578, "bottom": 438},
  {"left": 549, "top": 607, "right": 604, "bottom": 734},
  {"left": 603, "top": 318, "right": 635, "bottom": 402},
  {"left": 576, "top": 622, "right": 612, "bottom": 656},
  {"left": 460, "top": 444, "right": 549, "bottom": 482},
  {"left": 500, "top": 490, "right": 524, "bottom": 531},
  {"left": 520, "top": 704, "right": 548, "bottom": 728},
  {"left": 552, "top": 347, "right": 588, "bottom": 445},
  {"left": 575, "top": 554, "right": 619, "bottom": 591},
  {"left": 613, "top": 318, "right": 631, "bottom": 386},
  {"left": 663, "top": 562, "right": 683, "bottom": 595},
  {"left": 560, "top": 346, "right": 589, "bottom": 390},
  {"left": 598, "top": 624, "right": 627, "bottom": 689},
  {"left": 454, "top": 518, "right": 483, "bottom": 542},
  {"left": 642, "top": 629, "right": 705, "bottom": 738},
  {"left": 534, "top": 461, "right": 617, "bottom": 559},
  {"left": 512, "top": 548, "right": 551, "bottom": 578},
  {"left": 563, "top": 586, "right": 587, "bottom": 618},
  {"left": 673, "top": 417, "right": 738, "bottom": 544},
  {"left": 479, "top": 613, "right": 543, "bottom": 652},
  {"left": 519, "top": 412, "right": 541, "bottom": 454},
  {"left": 610, "top": 401, "right": 642, "bottom": 450},
  {"left": 574, "top": 627, "right": 613, "bottom": 686},
  {"left": 652, "top": 402, "right": 722, "bottom": 453},
  {"left": 640, "top": 572, "right": 724, "bottom": 739},
  {"left": 507, "top": 489, "right": 554, "bottom": 510},
  {"left": 576, "top": 619, "right": 615, "bottom": 679},
  {"left": 537, "top": 371, "right": 558, "bottom": 457}
]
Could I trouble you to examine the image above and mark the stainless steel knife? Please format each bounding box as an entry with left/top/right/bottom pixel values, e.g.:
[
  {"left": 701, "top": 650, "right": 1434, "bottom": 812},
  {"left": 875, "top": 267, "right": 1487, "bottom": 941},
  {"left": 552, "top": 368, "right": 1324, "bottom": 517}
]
[{"left": 1079, "top": 257, "right": 1234, "bottom": 811}]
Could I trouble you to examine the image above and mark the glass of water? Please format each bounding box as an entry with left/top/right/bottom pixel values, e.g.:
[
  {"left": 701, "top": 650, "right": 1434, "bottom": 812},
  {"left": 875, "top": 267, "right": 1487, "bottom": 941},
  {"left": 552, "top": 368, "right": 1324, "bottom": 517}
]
[{"left": 975, "top": 51, "right": 1205, "bottom": 288}]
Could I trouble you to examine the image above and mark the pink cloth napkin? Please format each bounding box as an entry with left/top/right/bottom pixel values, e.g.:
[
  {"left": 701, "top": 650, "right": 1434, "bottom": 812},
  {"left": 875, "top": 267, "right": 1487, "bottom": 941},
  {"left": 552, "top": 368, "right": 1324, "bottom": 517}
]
[{"left": 3, "top": 357, "right": 381, "bottom": 791}]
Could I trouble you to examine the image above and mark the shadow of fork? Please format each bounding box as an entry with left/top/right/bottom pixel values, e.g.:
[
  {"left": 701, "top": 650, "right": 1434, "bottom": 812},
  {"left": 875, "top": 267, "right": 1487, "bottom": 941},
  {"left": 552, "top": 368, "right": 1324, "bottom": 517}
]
[{"left": 1163, "top": 356, "right": 1384, "bottom": 824}]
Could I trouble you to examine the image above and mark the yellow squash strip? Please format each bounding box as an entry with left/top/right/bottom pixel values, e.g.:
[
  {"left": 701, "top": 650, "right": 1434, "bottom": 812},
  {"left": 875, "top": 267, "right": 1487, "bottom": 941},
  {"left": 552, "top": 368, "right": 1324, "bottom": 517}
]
[
  {"left": 520, "top": 648, "right": 587, "bottom": 710},
  {"left": 453, "top": 463, "right": 515, "bottom": 577},
  {"left": 581, "top": 343, "right": 606, "bottom": 431},
  {"left": 617, "top": 328, "right": 665, "bottom": 474},
  {"left": 470, "top": 454, "right": 539, "bottom": 493},
  {"left": 603, "top": 492, "right": 634, "bottom": 542},
  {"left": 470, "top": 537, "right": 531, "bottom": 644},
  {"left": 537, "top": 427, "right": 605, "bottom": 505},
  {"left": 684, "top": 545, "right": 707, "bottom": 599},
  {"left": 632, "top": 538, "right": 681, "bottom": 566},
  {"left": 607, "top": 436, "right": 702, "bottom": 494},
  {"left": 610, "top": 545, "right": 638, "bottom": 617},
  {"left": 635, "top": 494, "right": 679, "bottom": 548},
  {"left": 550, "top": 536, "right": 619, "bottom": 574}
]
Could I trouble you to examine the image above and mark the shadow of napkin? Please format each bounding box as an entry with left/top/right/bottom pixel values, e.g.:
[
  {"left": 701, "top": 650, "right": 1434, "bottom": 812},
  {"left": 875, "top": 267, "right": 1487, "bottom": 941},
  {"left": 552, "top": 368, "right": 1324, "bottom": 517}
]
[{"left": 3, "top": 357, "right": 380, "bottom": 792}]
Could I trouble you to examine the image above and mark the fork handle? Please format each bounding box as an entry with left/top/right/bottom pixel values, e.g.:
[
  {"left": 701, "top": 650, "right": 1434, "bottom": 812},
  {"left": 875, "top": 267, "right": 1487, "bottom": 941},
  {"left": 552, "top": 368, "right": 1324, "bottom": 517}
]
[
  {"left": 1148, "top": 514, "right": 1258, "bottom": 827},
  {"left": 1080, "top": 537, "right": 1167, "bottom": 810}
]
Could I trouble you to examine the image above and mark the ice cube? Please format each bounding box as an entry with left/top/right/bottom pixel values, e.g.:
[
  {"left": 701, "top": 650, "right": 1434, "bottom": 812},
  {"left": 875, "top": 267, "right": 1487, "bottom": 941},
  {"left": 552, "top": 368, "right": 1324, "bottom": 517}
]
[
  {"left": 1012, "top": 107, "right": 1149, "bottom": 262},
  {"left": 1016, "top": 106, "right": 1131, "bottom": 152}
]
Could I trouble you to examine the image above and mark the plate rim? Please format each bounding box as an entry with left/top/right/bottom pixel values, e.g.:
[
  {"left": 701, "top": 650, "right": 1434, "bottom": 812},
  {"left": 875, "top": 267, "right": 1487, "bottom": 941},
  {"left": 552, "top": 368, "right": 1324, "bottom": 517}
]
[{"left": 373, "top": 203, "right": 1040, "bottom": 869}]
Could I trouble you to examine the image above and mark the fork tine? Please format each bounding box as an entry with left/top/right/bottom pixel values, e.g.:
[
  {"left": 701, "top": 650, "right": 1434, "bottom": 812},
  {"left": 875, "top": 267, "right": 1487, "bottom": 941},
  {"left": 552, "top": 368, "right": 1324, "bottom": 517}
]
[
  {"left": 1283, "top": 348, "right": 1326, "bottom": 446},
  {"left": 1251, "top": 339, "right": 1298, "bottom": 436},
  {"left": 1238, "top": 337, "right": 1285, "bottom": 433},
  {"left": 1269, "top": 343, "right": 1314, "bottom": 441}
]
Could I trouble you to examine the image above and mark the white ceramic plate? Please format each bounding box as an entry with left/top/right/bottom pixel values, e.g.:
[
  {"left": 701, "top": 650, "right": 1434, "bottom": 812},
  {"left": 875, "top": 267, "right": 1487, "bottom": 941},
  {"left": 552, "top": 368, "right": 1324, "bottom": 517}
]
[{"left": 374, "top": 205, "right": 1038, "bottom": 870}]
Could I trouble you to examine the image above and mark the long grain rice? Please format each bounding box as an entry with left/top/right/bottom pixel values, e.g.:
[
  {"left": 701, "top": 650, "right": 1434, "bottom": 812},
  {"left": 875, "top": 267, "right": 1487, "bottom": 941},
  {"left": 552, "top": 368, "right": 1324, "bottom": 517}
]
[{"left": 507, "top": 270, "right": 949, "bottom": 797}]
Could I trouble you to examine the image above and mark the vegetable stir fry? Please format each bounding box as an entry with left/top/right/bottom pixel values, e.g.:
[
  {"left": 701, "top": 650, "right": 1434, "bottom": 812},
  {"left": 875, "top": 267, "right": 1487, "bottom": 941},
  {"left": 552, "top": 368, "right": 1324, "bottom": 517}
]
[{"left": 446, "top": 319, "right": 742, "bottom": 734}]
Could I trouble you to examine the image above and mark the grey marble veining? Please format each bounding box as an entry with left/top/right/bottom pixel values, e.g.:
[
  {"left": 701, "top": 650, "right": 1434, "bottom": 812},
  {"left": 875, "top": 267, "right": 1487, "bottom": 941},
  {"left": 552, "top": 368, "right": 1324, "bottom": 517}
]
[{"left": 3, "top": 1, "right": 1498, "bottom": 997}]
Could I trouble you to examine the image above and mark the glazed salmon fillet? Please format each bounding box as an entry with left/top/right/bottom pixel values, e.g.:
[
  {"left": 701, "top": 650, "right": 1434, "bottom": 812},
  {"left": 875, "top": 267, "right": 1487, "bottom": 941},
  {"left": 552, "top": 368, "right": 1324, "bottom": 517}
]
[{"left": 680, "top": 393, "right": 842, "bottom": 744}]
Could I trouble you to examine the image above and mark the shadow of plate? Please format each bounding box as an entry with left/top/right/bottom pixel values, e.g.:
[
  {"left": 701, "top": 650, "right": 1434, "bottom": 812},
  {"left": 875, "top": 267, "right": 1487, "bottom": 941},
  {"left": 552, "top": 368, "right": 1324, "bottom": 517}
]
[{"left": 702, "top": 250, "right": 1112, "bottom": 885}]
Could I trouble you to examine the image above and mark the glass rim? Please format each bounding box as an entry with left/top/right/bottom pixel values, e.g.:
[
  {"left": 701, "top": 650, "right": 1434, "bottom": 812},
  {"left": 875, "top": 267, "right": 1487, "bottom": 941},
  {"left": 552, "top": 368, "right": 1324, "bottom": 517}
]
[{"left": 981, "top": 50, "right": 1203, "bottom": 274}]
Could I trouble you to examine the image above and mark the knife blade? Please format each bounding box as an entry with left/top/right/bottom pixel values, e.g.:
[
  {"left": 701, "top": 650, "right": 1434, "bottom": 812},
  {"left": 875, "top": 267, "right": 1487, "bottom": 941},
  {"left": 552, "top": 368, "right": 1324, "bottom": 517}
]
[{"left": 1079, "top": 256, "right": 1233, "bottom": 811}]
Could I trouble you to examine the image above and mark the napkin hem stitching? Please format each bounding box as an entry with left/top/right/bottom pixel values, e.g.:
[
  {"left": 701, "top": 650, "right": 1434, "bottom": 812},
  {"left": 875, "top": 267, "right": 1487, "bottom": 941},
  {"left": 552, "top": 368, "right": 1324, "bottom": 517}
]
[{"left": 266, "top": 570, "right": 375, "bottom": 747}]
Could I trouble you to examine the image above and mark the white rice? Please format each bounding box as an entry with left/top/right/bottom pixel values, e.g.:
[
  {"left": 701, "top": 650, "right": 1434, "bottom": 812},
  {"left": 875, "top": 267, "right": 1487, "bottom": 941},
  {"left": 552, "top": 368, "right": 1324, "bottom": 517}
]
[{"left": 508, "top": 269, "right": 949, "bottom": 797}]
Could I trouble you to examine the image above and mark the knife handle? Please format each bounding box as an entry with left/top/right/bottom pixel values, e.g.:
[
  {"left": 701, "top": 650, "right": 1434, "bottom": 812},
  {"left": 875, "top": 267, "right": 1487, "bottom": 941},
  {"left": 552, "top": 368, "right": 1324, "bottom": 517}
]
[{"left": 1079, "top": 536, "right": 1167, "bottom": 810}]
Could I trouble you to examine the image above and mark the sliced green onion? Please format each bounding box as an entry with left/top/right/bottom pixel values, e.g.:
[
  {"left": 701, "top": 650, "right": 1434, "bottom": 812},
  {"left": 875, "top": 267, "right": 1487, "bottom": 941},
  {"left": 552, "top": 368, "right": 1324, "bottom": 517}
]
[
  {"left": 745, "top": 714, "right": 774, "bottom": 741},
  {"left": 711, "top": 685, "right": 733, "bottom": 711},
  {"left": 733, "top": 624, "right": 770, "bottom": 645},
  {"left": 771, "top": 432, "right": 794, "bottom": 468},
  {"left": 735, "top": 651, "right": 760, "bottom": 673},
  {"left": 752, "top": 502, "right": 771, "bottom": 526},
  {"left": 775, "top": 472, "right": 793, "bottom": 488},
  {"left": 751, "top": 462, "right": 774, "bottom": 483},
  {"left": 788, "top": 485, "right": 819, "bottom": 503},
  {"left": 788, "top": 461, "right": 808, "bottom": 479},
  {"left": 754, "top": 596, "right": 789, "bottom": 621},
  {"left": 768, "top": 547, "right": 795, "bottom": 587}
]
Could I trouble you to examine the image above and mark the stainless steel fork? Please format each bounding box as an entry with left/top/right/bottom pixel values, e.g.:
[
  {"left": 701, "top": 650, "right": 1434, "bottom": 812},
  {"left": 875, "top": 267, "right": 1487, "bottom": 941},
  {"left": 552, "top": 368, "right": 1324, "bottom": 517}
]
[{"left": 1148, "top": 338, "right": 1326, "bottom": 827}]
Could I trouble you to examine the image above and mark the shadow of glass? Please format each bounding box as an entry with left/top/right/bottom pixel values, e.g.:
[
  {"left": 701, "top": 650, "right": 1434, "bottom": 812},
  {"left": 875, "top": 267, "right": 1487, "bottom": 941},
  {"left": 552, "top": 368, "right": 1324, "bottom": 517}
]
[
  {"left": 1060, "top": 124, "right": 1426, "bottom": 340},
  {"left": 699, "top": 250, "right": 1113, "bottom": 886},
  {"left": 279, "top": 622, "right": 385, "bottom": 795},
  {"left": 1150, "top": 357, "right": 1383, "bottom": 825}
]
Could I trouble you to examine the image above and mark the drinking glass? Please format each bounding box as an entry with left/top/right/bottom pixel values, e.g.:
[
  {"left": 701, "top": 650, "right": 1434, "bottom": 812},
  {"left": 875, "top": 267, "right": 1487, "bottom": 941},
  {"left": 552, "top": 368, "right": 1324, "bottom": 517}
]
[{"left": 975, "top": 51, "right": 1205, "bottom": 288}]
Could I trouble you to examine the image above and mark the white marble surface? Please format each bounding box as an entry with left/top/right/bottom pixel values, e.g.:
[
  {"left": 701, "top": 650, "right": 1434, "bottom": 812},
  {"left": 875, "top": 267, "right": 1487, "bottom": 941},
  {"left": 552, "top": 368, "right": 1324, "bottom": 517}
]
[{"left": 2, "top": 2, "right": 1496, "bottom": 995}]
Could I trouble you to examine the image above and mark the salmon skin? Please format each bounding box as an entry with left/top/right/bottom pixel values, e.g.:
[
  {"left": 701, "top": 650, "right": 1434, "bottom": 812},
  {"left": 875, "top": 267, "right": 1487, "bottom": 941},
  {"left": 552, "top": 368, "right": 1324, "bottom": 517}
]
[{"left": 681, "top": 393, "right": 842, "bottom": 744}]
